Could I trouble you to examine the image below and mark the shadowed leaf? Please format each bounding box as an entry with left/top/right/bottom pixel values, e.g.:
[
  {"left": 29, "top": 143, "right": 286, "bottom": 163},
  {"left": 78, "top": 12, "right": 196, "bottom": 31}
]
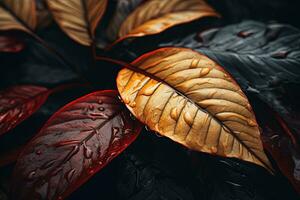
[
  {"left": 0, "top": 0, "right": 36, "bottom": 33},
  {"left": 0, "top": 85, "right": 50, "bottom": 136},
  {"left": 47, "top": 0, "right": 108, "bottom": 46},
  {"left": 114, "top": 0, "right": 219, "bottom": 44}
]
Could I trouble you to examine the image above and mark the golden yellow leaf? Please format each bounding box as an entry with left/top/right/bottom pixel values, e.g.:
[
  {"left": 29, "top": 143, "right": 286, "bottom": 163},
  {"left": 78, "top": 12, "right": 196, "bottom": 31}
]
[
  {"left": 47, "top": 0, "right": 107, "bottom": 46},
  {"left": 117, "top": 0, "right": 219, "bottom": 42},
  {"left": 0, "top": 0, "right": 36, "bottom": 33},
  {"left": 116, "top": 47, "right": 273, "bottom": 172}
]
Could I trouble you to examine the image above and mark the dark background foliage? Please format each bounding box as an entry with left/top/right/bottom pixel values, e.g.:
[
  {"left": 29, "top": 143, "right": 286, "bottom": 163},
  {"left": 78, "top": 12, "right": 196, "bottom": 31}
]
[{"left": 1, "top": 0, "right": 300, "bottom": 199}]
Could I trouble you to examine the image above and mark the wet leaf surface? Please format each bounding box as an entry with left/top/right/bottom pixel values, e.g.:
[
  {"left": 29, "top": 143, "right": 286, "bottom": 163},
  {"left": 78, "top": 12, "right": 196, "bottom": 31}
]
[
  {"left": 11, "top": 90, "right": 142, "bottom": 200},
  {"left": 0, "top": 85, "right": 50, "bottom": 136},
  {"left": 158, "top": 20, "right": 300, "bottom": 194},
  {"left": 117, "top": 47, "right": 272, "bottom": 172}
]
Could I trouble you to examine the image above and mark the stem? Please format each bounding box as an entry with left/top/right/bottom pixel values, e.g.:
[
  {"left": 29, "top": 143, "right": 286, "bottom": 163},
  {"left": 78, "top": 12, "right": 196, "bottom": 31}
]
[{"left": 95, "top": 56, "right": 163, "bottom": 83}]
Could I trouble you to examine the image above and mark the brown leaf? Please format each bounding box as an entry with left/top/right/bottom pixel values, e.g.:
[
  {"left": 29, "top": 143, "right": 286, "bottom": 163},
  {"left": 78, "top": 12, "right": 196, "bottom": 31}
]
[
  {"left": 10, "top": 90, "right": 142, "bottom": 200},
  {"left": 0, "top": 0, "right": 37, "bottom": 33},
  {"left": 116, "top": 47, "right": 273, "bottom": 172},
  {"left": 116, "top": 0, "right": 219, "bottom": 43},
  {"left": 47, "top": 0, "right": 108, "bottom": 46}
]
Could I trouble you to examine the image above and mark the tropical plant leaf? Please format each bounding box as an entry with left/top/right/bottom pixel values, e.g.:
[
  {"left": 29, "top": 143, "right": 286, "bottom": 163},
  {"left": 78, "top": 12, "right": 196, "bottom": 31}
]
[
  {"left": 105, "top": 0, "right": 144, "bottom": 41},
  {"left": 116, "top": 47, "right": 273, "bottom": 172},
  {"left": 47, "top": 0, "right": 108, "bottom": 46},
  {"left": 115, "top": 0, "right": 219, "bottom": 43},
  {"left": 0, "top": 85, "right": 50, "bottom": 136},
  {"left": 36, "top": 0, "right": 52, "bottom": 29},
  {"left": 162, "top": 21, "right": 300, "bottom": 122},
  {"left": 160, "top": 20, "right": 300, "bottom": 192},
  {"left": 0, "top": 0, "right": 37, "bottom": 33},
  {"left": 0, "top": 35, "right": 24, "bottom": 52},
  {"left": 10, "top": 90, "right": 142, "bottom": 200}
]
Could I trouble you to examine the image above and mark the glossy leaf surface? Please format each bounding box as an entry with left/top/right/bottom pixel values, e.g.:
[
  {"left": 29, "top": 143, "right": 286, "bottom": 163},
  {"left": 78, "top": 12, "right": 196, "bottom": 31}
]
[
  {"left": 0, "top": 0, "right": 36, "bottom": 33},
  {"left": 47, "top": 0, "right": 108, "bottom": 46},
  {"left": 0, "top": 85, "right": 50, "bottom": 136},
  {"left": 162, "top": 20, "right": 300, "bottom": 192},
  {"left": 11, "top": 90, "right": 142, "bottom": 200},
  {"left": 116, "top": 47, "right": 272, "bottom": 172},
  {"left": 117, "top": 0, "right": 219, "bottom": 42}
]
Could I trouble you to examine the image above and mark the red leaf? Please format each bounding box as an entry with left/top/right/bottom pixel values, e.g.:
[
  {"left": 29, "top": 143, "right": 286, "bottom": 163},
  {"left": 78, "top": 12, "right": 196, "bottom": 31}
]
[
  {"left": 261, "top": 113, "right": 300, "bottom": 194},
  {"left": 0, "top": 35, "right": 25, "bottom": 52},
  {"left": 0, "top": 85, "right": 50, "bottom": 136},
  {"left": 10, "top": 90, "right": 142, "bottom": 200}
]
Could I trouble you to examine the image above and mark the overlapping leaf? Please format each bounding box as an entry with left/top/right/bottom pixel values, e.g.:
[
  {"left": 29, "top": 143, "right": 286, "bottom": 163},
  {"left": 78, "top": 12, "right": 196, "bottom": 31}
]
[
  {"left": 116, "top": 47, "right": 273, "bottom": 172},
  {"left": 160, "top": 20, "right": 300, "bottom": 192},
  {"left": 0, "top": 0, "right": 37, "bottom": 33},
  {"left": 0, "top": 85, "right": 50, "bottom": 136},
  {"left": 47, "top": 0, "right": 108, "bottom": 46},
  {"left": 11, "top": 90, "right": 142, "bottom": 200},
  {"left": 114, "top": 0, "right": 219, "bottom": 43},
  {"left": 0, "top": 35, "right": 24, "bottom": 52}
]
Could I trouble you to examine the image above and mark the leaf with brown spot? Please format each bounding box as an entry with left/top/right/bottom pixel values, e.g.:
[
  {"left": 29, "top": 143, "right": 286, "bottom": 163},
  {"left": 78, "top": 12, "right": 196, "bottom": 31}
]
[
  {"left": 10, "top": 90, "right": 142, "bottom": 200},
  {"left": 0, "top": 0, "right": 37, "bottom": 33},
  {"left": 47, "top": 0, "right": 107, "bottom": 46},
  {"left": 116, "top": 47, "right": 273, "bottom": 172},
  {"left": 115, "top": 0, "right": 219, "bottom": 43}
]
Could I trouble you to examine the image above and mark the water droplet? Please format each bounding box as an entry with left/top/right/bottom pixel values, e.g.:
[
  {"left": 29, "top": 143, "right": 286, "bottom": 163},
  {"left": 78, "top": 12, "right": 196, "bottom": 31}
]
[
  {"left": 142, "top": 84, "right": 157, "bottom": 96},
  {"left": 98, "top": 161, "right": 103, "bottom": 165},
  {"left": 246, "top": 103, "right": 251, "bottom": 110},
  {"left": 183, "top": 112, "right": 194, "bottom": 126},
  {"left": 88, "top": 105, "right": 94, "bottom": 110},
  {"left": 154, "top": 131, "right": 163, "bottom": 137},
  {"left": 145, "top": 126, "right": 151, "bottom": 131},
  {"left": 123, "top": 96, "right": 130, "bottom": 104},
  {"left": 118, "top": 95, "right": 123, "bottom": 103},
  {"left": 98, "top": 99, "right": 103, "bottom": 104},
  {"left": 124, "top": 128, "right": 132, "bottom": 134},
  {"left": 237, "top": 30, "right": 254, "bottom": 38},
  {"left": 98, "top": 107, "right": 105, "bottom": 111},
  {"left": 35, "top": 149, "right": 42, "bottom": 155},
  {"left": 83, "top": 142, "right": 93, "bottom": 159},
  {"left": 271, "top": 50, "right": 289, "bottom": 59},
  {"left": 112, "top": 127, "right": 119, "bottom": 135},
  {"left": 65, "top": 169, "right": 76, "bottom": 183},
  {"left": 247, "top": 119, "right": 256, "bottom": 127},
  {"left": 190, "top": 59, "right": 199, "bottom": 68},
  {"left": 27, "top": 171, "right": 36, "bottom": 180},
  {"left": 130, "top": 101, "right": 136, "bottom": 107},
  {"left": 211, "top": 146, "right": 217, "bottom": 153},
  {"left": 246, "top": 86, "right": 259, "bottom": 94},
  {"left": 200, "top": 68, "right": 210, "bottom": 76},
  {"left": 88, "top": 169, "right": 95, "bottom": 174},
  {"left": 170, "top": 107, "right": 178, "bottom": 120}
]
